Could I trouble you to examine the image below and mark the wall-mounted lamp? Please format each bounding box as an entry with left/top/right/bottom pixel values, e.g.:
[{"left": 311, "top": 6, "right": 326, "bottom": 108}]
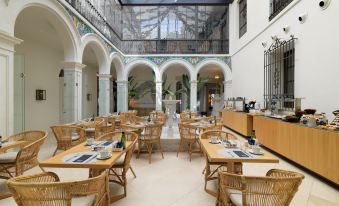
[
  {"left": 214, "top": 75, "right": 220, "bottom": 80},
  {"left": 36, "top": 90, "right": 46, "bottom": 101},
  {"left": 283, "top": 25, "right": 290, "bottom": 33}
]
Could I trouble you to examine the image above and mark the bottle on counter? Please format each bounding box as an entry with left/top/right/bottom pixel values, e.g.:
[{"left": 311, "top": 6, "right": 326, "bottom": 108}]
[
  {"left": 0, "top": 133, "right": 2, "bottom": 148},
  {"left": 214, "top": 116, "right": 217, "bottom": 126}
]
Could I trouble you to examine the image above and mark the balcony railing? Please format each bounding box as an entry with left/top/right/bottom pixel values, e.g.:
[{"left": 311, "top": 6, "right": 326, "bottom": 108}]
[
  {"left": 64, "top": 0, "right": 229, "bottom": 54},
  {"left": 269, "top": 0, "right": 293, "bottom": 21},
  {"left": 65, "top": 0, "right": 121, "bottom": 48},
  {"left": 121, "top": 40, "right": 229, "bottom": 54}
]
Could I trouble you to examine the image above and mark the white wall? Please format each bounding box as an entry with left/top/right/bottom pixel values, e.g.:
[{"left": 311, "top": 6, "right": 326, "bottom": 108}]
[
  {"left": 15, "top": 38, "right": 63, "bottom": 131},
  {"left": 82, "top": 64, "right": 98, "bottom": 118},
  {"left": 229, "top": 0, "right": 339, "bottom": 120}
]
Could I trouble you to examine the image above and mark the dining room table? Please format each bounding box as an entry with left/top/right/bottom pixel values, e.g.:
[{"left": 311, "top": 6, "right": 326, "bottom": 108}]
[
  {"left": 40, "top": 140, "right": 132, "bottom": 203},
  {"left": 200, "top": 138, "right": 279, "bottom": 173}
]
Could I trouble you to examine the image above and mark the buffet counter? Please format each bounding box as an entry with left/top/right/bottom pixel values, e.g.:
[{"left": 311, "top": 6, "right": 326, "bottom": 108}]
[
  {"left": 253, "top": 115, "right": 339, "bottom": 185},
  {"left": 221, "top": 110, "right": 255, "bottom": 136}
]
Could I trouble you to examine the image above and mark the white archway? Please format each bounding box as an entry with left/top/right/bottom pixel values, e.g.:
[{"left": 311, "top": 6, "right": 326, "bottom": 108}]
[
  {"left": 124, "top": 59, "right": 160, "bottom": 81},
  {"left": 195, "top": 58, "right": 232, "bottom": 81},
  {"left": 159, "top": 59, "right": 194, "bottom": 80},
  {"left": 80, "top": 33, "right": 110, "bottom": 74},
  {"left": 10, "top": 1, "right": 81, "bottom": 61},
  {"left": 110, "top": 52, "right": 124, "bottom": 80}
]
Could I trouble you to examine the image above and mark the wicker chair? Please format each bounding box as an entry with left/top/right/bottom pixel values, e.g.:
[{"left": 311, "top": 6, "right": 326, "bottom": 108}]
[
  {"left": 177, "top": 123, "right": 201, "bottom": 161},
  {"left": 180, "top": 111, "right": 198, "bottom": 122},
  {"left": 0, "top": 179, "right": 10, "bottom": 200},
  {"left": 0, "top": 131, "right": 47, "bottom": 178},
  {"left": 94, "top": 117, "right": 116, "bottom": 139},
  {"left": 7, "top": 171, "right": 110, "bottom": 206},
  {"left": 120, "top": 112, "right": 137, "bottom": 124},
  {"left": 97, "top": 132, "right": 137, "bottom": 179},
  {"left": 103, "top": 132, "right": 138, "bottom": 202},
  {"left": 201, "top": 130, "right": 243, "bottom": 196},
  {"left": 217, "top": 168, "right": 305, "bottom": 206},
  {"left": 93, "top": 118, "right": 106, "bottom": 139},
  {"left": 137, "top": 123, "right": 164, "bottom": 163},
  {"left": 50, "top": 125, "right": 86, "bottom": 156}
]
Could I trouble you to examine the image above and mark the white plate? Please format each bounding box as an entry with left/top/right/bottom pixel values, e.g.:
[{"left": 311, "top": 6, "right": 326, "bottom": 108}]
[
  {"left": 249, "top": 149, "right": 264, "bottom": 155},
  {"left": 96, "top": 153, "right": 112, "bottom": 160}
]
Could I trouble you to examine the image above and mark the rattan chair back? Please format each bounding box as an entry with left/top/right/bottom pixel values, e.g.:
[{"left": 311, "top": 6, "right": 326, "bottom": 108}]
[
  {"left": 218, "top": 168, "right": 305, "bottom": 206},
  {"left": 8, "top": 171, "right": 109, "bottom": 206}
]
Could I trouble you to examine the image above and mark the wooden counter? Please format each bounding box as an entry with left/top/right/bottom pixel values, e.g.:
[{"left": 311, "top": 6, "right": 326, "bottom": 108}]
[
  {"left": 253, "top": 115, "right": 339, "bottom": 185},
  {"left": 221, "top": 110, "right": 253, "bottom": 136}
]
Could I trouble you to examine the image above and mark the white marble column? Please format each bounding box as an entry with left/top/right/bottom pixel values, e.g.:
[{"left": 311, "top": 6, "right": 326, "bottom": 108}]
[
  {"left": 155, "top": 81, "right": 162, "bottom": 111},
  {"left": 98, "top": 74, "right": 111, "bottom": 115},
  {"left": 0, "top": 30, "right": 22, "bottom": 135},
  {"left": 190, "top": 80, "right": 198, "bottom": 111},
  {"left": 224, "top": 80, "right": 233, "bottom": 101},
  {"left": 116, "top": 80, "right": 128, "bottom": 112},
  {"left": 62, "top": 62, "right": 85, "bottom": 123}
]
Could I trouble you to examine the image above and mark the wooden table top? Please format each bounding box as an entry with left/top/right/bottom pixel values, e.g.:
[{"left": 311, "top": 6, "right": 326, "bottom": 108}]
[
  {"left": 0, "top": 141, "right": 28, "bottom": 153},
  {"left": 200, "top": 138, "right": 279, "bottom": 164},
  {"left": 40, "top": 141, "right": 132, "bottom": 169},
  {"left": 189, "top": 122, "right": 222, "bottom": 129}
]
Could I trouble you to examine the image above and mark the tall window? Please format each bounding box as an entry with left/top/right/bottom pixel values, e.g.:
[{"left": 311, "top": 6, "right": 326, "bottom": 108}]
[
  {"left": 269, "top": 0, "right": 293, "bottom": 21},
  {"left": 239, "top": 0, "right": 247, "bottom": 38},
  {"left": 264, "top": 37, "right": 296, "bottom": 110}
]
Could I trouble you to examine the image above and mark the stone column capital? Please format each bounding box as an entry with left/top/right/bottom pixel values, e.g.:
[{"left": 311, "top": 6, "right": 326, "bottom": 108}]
[
  {"left": 116, "top": 80, "right": 128, "bottom": 85},
  {"left": 61, "top": 62, "right": 86, "bottom": 71},
  {"left": 97, "top": 74, "right": 112, "bottom": 79},
  {"left": 0, "top": 30, "right": 22, "bottom": 52}
]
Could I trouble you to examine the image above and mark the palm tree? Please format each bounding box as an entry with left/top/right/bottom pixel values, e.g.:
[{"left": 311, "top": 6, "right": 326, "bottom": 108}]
[{"left": 176, "top": 74, "right": 207, "bottom": 110}]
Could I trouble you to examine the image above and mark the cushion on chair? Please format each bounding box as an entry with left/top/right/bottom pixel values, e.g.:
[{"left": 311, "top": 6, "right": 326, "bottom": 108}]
[
  {"left": 0, "top": 151, "right": 18, "bottom": 163},
  {"left": 85, "top": 128, "right": 95, "bottom": 132},
  {"left": 71, "top": 134, "right": 80, "bottom": 141},
  {"left": 227, "top": 189, "right": 243, "bottom": 206},
  {"left": 0, "top": 179, "right": 10, "bottom": 196},
  {"left": 114, "top": 154, "right": 126, "bottom": 166},
  {"left": 71, "top": 195, "right": 95, "bottom": 206}
]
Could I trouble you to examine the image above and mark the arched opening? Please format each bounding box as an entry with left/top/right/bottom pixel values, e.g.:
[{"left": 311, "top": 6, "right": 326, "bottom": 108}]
[
  {"left": 109, "top": 58, "right": 118, "bottom": 113},
  {"left": 13, "top": 6, "right": 76, "bottom": 132},
  {"left": 128, "top": 64, "right": 156, "bottom": 116},
  {"left": 82, "top": 45, "right": 100, "bottom": 118},
  {"left": 162, "top": 64, "right": 190, "bottom": 113},
  {"left": 197, "top": 64, "right": 225, "bottom": 116}
]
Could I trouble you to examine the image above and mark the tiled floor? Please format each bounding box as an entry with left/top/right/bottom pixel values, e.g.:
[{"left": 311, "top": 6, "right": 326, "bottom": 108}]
[{"left": 1, "top": 127, "right": 338, "bottom": 206}]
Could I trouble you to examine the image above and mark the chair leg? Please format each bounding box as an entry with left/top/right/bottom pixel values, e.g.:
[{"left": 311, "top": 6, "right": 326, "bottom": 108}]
[
  {"left": 158, "top": 140, "right": 164, "bottom": 159},
  {"left": 137, "top": 140, "right": 141, "bottom": 159},
  {"left": 39, "top": 166, "right": 45, "bottom": 172},
  {"left": 177, "top": 139, "right": 182, "bottom": 157},
  {"left": 129, "top": 166, "right": 137, "bottom": 178},
  {"left": 147, "top": 143, "right": 152, "bottom": 164},
  {"left": 189, "top": 142, "right": 192, "bottom": 162},
  {"left": 52, "top": 148, "right": 58, "bottom": 156}
]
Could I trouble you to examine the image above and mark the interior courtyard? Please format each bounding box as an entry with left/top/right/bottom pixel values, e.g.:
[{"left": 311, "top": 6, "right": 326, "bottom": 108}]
[{"left": 0, "top": 0, "right": 338, "bottom": 205}]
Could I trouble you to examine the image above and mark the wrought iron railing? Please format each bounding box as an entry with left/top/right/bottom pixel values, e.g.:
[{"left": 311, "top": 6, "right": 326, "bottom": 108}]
[
  {"left": 269, "top": 0, "right": 293, "bottom": 21},
  {"left": 121, "top": 40, "right": 229, "bottom": 54},
  {"left": 64, "top": 0, "right": 229, "bottom": 54},
  {"left": 65, "top": 0, "right": 122, "bottom": 48}
]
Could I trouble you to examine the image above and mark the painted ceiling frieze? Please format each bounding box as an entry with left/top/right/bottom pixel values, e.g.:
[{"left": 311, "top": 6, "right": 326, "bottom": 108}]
[{"left": 123, "top": 56, "right": 232, "bottom": 70}]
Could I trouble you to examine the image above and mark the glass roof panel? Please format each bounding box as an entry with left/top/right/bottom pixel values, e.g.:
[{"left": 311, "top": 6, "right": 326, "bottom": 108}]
[{"left": 119, "top": 0, "right": 233, "bottom": 5}]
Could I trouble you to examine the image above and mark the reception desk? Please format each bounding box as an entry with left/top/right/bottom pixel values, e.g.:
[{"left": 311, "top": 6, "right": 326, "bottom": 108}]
[
  {"left": 221, "top": 110, "right": 254, "bottom": 136},
  {"left": 253, "top": 115, "right": 339, "bottom": 185}
]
